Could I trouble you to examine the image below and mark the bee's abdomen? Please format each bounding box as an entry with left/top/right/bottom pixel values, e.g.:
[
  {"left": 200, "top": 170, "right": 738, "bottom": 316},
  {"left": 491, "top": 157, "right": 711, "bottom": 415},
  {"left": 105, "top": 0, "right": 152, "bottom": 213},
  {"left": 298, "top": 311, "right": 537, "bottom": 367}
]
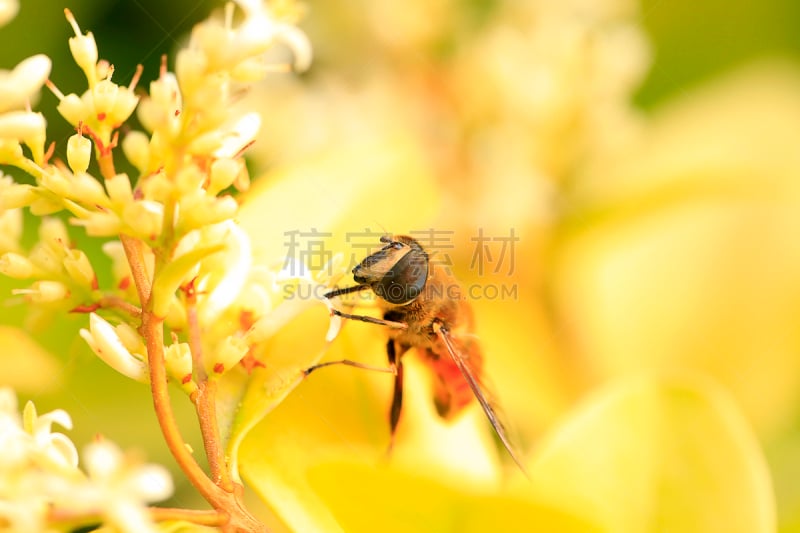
[{"left": 419, "top": 337, "right": 483, "bottom": 420}]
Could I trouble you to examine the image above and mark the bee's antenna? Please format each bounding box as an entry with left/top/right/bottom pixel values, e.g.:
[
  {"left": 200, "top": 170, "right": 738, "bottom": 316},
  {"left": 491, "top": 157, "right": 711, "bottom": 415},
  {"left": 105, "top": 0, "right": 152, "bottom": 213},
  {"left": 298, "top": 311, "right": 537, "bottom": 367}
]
[{"left": 373, "top": 221, "right": 390, "bottom": 240}]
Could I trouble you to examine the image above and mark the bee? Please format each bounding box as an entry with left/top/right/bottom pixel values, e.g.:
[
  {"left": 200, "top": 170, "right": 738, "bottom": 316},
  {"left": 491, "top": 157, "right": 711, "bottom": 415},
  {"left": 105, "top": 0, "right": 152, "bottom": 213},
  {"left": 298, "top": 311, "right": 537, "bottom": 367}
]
[{"left": 305, "top": 234, "right": 527, "bottom": 474}]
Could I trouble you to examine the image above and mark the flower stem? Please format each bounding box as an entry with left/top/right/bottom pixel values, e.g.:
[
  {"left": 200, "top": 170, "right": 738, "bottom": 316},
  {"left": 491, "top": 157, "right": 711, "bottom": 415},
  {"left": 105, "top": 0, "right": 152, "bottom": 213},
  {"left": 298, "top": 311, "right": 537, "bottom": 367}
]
[
  {"left": 149, "top": 507, "right": 227, "bottom": 526},
  {"left": 123, "top": 234, "right": 266, "bottom": 531},
  {"left": 140, "top": 308, "right": 220, "bottom": 504},
  {"left": 120, "top": 235, "right": 151, "bottom": 305},
  {"left": 98, "top": 294, "right": 142, "bottom": 318},
  {"left": 193, "top": 378, "right": 234, "bottom": 491},
  {"left": 186, "top": 288, "right": 234, "bottom": 490}
]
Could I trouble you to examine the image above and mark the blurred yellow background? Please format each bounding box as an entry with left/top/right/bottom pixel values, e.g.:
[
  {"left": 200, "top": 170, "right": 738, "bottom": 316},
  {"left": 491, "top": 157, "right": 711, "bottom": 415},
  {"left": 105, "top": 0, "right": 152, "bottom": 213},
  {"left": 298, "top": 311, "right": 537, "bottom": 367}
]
[{"left": 3, "top": 0, "right": 800, "bottom": 531}]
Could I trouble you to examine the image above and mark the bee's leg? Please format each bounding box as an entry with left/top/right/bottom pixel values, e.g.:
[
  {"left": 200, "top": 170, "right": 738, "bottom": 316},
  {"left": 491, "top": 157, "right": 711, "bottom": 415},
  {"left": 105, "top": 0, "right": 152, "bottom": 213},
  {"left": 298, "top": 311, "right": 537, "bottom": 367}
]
[
  {"left": 303, "top": 359, "right": 396, "bottom": 377},
  {"left": 387, "top": 339, "right": 405, "bottom": 452},
  {"left": 323, "top": 284, "right": 370, "bottom": 299}
]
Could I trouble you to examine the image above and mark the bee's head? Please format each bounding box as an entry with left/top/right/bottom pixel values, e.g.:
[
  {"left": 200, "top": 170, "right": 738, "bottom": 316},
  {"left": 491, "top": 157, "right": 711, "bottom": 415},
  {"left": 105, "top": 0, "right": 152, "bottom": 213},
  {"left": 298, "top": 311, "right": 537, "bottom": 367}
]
[{"left": 352, "top": 235, "right": 429, "bottom": 305}]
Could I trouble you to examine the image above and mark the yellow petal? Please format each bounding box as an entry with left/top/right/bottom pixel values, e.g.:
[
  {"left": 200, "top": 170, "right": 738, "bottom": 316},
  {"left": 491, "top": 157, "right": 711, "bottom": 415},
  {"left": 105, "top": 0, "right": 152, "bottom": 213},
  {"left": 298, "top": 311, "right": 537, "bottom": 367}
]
[
  {"left": 238, "top": 134, "right": 440, "bottom": 271},
  {"left": 238, "top": 323, "right": 529, "bottom": 532},
  {"left": 220, "top": 300, "right": 331, "bottom": 482},
  {"left": 526, "top": 373, "right": 775, "bottom": 533},
  {"left": 555, "top": 63, "right": 800, "bottom": 438}
]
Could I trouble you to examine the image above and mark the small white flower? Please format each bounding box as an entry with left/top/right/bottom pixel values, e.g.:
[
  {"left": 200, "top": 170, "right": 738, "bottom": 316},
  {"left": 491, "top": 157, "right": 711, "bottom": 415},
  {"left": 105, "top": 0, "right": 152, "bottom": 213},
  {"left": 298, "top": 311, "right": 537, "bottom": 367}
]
[
  {"left": 80, "top": 313, "right": 148, "bottom": 381},
  {"left": 165, "top": 342, "right": 193, "bottom": 387},
  {"left": 232, "top": 0, "right": 312, "bottom": 71},
  {"left": 22, "top": 401, "right": 79, "bottom": 473},
  {"left": 208, "top": 335, "right": 249, "bottom": 376},
  {"left": 175, "top": 220, "right": 251, "bottom": 327},
  {"left": 68, "top": 440, "right": 174, "bottom": 533}
]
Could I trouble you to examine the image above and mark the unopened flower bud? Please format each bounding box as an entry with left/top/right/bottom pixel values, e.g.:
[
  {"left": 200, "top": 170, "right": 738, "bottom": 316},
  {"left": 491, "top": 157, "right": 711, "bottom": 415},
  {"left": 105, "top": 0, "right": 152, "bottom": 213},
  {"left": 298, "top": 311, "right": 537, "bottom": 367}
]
[
  {"left": 175, "top": 48, "right": 207, "bottom": 95},
  {"left": 30, "top": 196, "right": 63, "bottom": 216},
  {"left": 175, "top": 165, "right": 205, "bottom": 194},
  {"left": 40, "top": 168, "right": 71, "bottom": 197},
  {"left": 121, "top": 131, "right": 150, "bottom": 173},
  {"left": 208, "top": 336, "right": 248, "bottom": 376},
  {"left": 0, "top": 138, "right": 24, "bottom": 164},
  {"left": 114, "top": 322, "right": 145, "bottom": 354},
  {"left": 109, "top": 86, "right": 139, "bottom": 125},
  {"left": 165, "top": 342, "right": 194, "bottom": 391},
  {"left": 122, "top": 200, "right": 163, "bottom": 241},
  {"left": 13, "top": 280, "right": 70, "bottom": 302},
  {"left": 231, "top": 57, "right": 269, "bottom": 82},
  {"left": 0, "top": 110, "right": 46, "bottom": 164},
  {"left": 63, "top": 249, "right": 95, "bottom": 289},
  {"left": 92, "top": 79, "right": 118, "bottom": 122},
  {"left": 71, "top": 210, "right": 121, "bottom": 237},
  {"left": 138, "top": 72, "right": 181, "bottom": 135},
  {"left": 0, "top": 181, "right": 37, "bottom": 210},
  {"left": 104, "top": 173, "right": 133, "bottom": 205},
  {"left": 0, "top": 252, "right": 35, "bottom": 278},
  {"left": 65, "top": 9, "right": 98, "bottom": 84},
  {"left": 39, "top": 217, "right": 70, "bottom": 250},
  {"left": 208, "top": 158, "right": 242, "bottom": 195},
  {"left": 188, "top": 112, "right": 260, "bottom": 158},
  {"left": 178, "top": 193, "right": 238, "bottom": 232},
  {"left": 56, "top": 93, "right": 89, "bottom": 126},
  {"left": 67, "top": 133, "right": 92, "bottom": 173},
  {"left": 0, "top": 54, "right": 51, "bottom": 113},
  {"left": 73, "top": 172, "right": 110, "bottom": 207}
]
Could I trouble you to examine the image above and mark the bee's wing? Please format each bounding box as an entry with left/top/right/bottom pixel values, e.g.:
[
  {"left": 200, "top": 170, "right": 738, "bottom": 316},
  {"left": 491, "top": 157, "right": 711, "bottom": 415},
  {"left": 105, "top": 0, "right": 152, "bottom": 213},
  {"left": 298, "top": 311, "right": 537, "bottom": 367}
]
[{"left": 434, "top": 323, "right": 529, "bottom": 477}]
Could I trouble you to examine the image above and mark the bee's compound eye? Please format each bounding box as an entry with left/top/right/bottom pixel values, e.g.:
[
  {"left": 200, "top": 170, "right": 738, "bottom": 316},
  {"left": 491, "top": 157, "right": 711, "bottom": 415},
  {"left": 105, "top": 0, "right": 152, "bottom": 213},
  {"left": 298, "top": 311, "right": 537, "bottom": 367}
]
[{"left": 375, "top": 247, "right": 428, "bottom": 305}]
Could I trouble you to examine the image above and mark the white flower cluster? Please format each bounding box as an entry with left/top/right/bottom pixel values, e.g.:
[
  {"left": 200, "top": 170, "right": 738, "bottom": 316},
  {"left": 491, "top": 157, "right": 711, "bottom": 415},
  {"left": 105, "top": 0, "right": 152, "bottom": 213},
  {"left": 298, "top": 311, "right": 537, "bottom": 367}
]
[
  {"left": 0, "top": 388, "right": 173, "bottom": 533},
  {"left": 0, "top": 1, "right": 319, "bottom": 387}
]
